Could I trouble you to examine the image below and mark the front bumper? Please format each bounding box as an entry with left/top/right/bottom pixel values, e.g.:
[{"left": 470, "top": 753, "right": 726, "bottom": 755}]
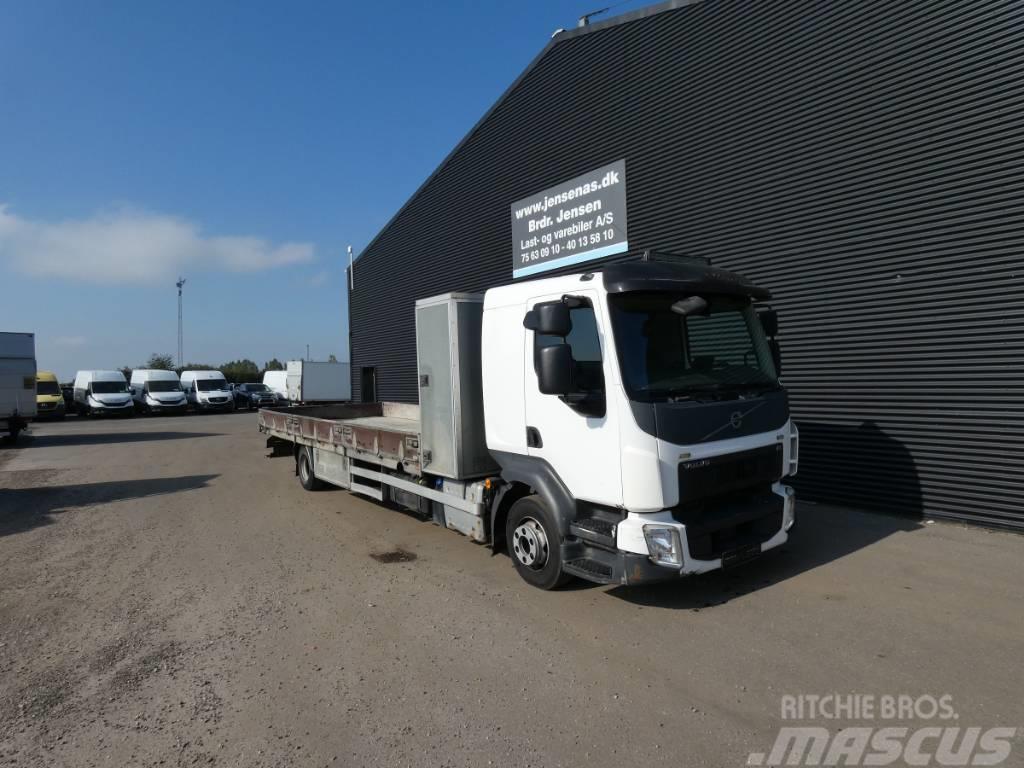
[
  {"left": 90, "top": 403, "right": 135, "bottom": 416},
  {"left": 197, "top": 400, "right": 233, "bottom": 411},
  {"left": 147, "top": 401, "right": 188, "bottom": 413},
  {"left": 565, "top": 485, "right": 795, "bottom": 586},
  {"left": 34, "top": 401, "right": 65, "bottom": 418}
]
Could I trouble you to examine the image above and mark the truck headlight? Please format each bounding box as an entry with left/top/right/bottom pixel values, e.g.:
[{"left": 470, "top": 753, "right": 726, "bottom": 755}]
[{"left": 643, "top": 525, "right": 682, "bottom": 567}]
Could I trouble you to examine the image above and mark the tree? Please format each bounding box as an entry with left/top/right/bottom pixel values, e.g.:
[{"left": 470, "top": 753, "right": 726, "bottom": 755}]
[
  {"left": 176, "top": 362, "right": 215, "bottom": 375},
  {"left": 327, "top": 354, "right": 338, "bottom": 363},
  {"left": 119, "top": 366, "right": 133, "bottom": 380},
  {"left": 264, "top": 358, "right": 284, "bottom": 372},
  {"left": 145, "top": 353, "right": 175, "bottom": 370},
  {"left": 220, "top": 359, "right": 260, "bottom": 384}
]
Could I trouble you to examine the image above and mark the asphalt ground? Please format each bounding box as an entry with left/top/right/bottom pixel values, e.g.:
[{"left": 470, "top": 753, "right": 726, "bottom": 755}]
[{"left": 1, "top": 412, "right": 1021, "bottom": 767}]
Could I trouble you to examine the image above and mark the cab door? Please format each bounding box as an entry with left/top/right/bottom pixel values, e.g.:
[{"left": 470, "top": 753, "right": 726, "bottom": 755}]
[{"left": 522, "top": 289, "right": 622, "bottom": 506}]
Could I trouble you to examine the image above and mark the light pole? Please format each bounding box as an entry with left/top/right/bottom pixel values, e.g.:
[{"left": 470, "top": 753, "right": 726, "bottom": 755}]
[{"left": 176, "top": 277, "right": 186, "bottom": 367}]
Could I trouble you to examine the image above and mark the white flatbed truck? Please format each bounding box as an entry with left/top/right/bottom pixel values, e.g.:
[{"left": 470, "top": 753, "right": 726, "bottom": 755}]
[{"left": 259, "top": 256, "right": 799, "bottom": 589}]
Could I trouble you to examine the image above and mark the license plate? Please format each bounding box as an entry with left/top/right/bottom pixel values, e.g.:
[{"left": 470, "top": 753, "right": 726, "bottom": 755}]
[{"left": 722, "top": 543, "right": 761, "bottom": 569}]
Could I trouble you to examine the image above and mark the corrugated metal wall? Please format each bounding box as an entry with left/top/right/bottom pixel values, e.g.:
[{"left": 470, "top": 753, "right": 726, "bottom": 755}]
[{"left": 348, "top": 0, "right": 1024, "bottom": 529}]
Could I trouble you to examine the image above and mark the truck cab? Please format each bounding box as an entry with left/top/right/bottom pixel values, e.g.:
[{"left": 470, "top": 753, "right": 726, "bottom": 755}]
[{"left": 482, "top": 258, "right": 798, "bottom": 587}]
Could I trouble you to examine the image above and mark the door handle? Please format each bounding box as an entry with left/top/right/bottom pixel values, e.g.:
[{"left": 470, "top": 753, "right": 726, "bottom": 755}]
[{"left": 526, "top": 426, "right": 543, "bottom": 448}]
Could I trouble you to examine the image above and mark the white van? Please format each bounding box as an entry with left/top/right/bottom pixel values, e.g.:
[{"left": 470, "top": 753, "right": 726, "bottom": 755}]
[
  {"left": 130, "top": 369, "right": 187, "bottom": 414},
  {"left": 180, "top": 370, "right": 234, "bottom": 412},
  {"left": 73, "top": 370, "right": 134, "bottom": 417},
  {"left": 262, "top": 370, "right": 288, "bottom": 403}
]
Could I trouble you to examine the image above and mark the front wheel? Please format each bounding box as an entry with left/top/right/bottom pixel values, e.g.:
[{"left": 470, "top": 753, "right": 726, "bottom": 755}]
[
  {"left": 505, "top": 495, "right": 571, "bottom": 590},
  {"left": 297, "top": 447, "right": 324, "bottom": 491}
]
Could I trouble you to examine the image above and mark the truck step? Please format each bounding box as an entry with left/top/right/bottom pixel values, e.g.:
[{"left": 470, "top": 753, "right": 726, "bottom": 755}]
[
  {"left": 350, "top": 480, "right": 383, "bottom": 501},
  {"left": 563, "top": 557, "right": 615, "bottom": 584},
  {"left": 569, "top": 518, "right": 617, "bottom": 549}
]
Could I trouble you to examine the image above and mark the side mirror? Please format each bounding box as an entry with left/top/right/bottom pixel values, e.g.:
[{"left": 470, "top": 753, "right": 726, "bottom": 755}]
[
  {"left": 768, "top": 338, "right": 782, "bottom": 375},
  {"left": 536, "top": 344, "right": 574, "bottom": 395},
  {"left": 524, "top": 301, "right": 571, "bottom": 336},
  {"left": 758, "top": 309, "right": 779, "bottom": 338}
]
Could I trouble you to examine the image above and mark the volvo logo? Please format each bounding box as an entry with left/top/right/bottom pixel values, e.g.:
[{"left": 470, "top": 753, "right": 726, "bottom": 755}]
[{"left": 730, "top": 411, "right": 744, "bottom": 429}]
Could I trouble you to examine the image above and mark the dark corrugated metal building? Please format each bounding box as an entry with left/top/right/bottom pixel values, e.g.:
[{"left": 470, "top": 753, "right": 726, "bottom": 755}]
[{"left": 348, "top": 0, "right": 1024, "bottom": 530}]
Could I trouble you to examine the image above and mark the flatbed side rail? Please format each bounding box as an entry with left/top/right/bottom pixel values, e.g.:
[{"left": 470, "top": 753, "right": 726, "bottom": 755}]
[{"left": 258, "top": 404, "right": 421, "bottom": 473}]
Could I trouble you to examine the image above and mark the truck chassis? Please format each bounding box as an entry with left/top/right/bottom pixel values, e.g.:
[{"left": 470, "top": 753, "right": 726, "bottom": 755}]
[{"left": 258, "top": 403, "right": 492, "bottom": 543}]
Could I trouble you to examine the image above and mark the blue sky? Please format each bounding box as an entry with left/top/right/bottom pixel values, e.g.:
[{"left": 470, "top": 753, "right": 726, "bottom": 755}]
[{"left": 0, "top": 0, "right": 647, "bottom": 380}]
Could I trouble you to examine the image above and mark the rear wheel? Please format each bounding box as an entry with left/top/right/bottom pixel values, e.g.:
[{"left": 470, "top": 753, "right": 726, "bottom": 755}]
[
  {"left": 297, "top": 447, "right": 324, "bottom": 491},
  {"left": 506, "top": 495, "right": 571, "bottom": 590}
]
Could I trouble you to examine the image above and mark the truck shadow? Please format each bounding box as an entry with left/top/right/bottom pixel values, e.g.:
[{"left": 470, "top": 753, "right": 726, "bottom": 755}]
[
  {"left": 23, "top": 431, "right": 221, "bottom": 448},
  {"left": 793, "top": 420, "right": 924, "bottom": 520},
  {"left": 0, "top": 474, "right": 219, "bottom": 539},
  {"left": 605, "top": 504, "right": 921, "bottom": 610}
]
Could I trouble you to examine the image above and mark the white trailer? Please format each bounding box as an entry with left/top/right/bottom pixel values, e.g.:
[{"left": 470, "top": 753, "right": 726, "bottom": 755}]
[
  {"left": 0, "top": 332, "right": 37, "bottom": 442},
  {"left": 285, "top": 360, "right": 351, "bottom": 403},
  {"left": 260, "top": 258, "right": 799, "bottom": 589}
]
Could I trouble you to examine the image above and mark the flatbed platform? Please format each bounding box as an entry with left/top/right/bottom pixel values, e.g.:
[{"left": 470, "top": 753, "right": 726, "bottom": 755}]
[{"left": 258, "top": 401, "right": 423, "bottom": 473}]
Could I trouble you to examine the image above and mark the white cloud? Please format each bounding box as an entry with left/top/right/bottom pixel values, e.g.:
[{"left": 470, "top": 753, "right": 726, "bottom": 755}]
[
  {"left": 307, "top": 269, "right": 330, "bottom": 287},
  {"left": 0, "top": 204, "right": 314, "bottom": 284}
]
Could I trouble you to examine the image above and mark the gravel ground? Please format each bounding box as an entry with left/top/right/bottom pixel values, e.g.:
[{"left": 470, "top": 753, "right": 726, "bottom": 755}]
[{"left": 0, "top": 413, "right": 1021, "bottom": 767}]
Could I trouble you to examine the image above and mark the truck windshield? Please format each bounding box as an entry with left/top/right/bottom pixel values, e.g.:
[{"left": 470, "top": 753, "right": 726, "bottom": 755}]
[
  {"left": 146, "top": 380, "right": 179, "bottom": 393},
  {"left": 608, "top": 292, "right": 779, "bottom": 402},
  {"left": 196, "top": 379, "right": 226, "bottom": 391},
  {"left": 91, "top": 381, "right": 127, "bottom": 394},
  {"left": 37, "top": 381, "right": 60, "bottom": 395}
]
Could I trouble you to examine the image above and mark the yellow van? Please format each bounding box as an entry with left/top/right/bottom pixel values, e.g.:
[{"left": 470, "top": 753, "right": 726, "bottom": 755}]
[{"left": 36, "top": 370, "right": 65, "bottom": 419}]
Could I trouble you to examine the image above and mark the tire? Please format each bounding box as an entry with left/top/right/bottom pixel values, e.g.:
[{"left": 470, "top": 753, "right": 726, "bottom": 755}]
[
  {"left": 297, "top": 448, "right": 324, "bottom": 491},
  {"left": 505, "top": 495, "right": 571, "bottom": 590}
]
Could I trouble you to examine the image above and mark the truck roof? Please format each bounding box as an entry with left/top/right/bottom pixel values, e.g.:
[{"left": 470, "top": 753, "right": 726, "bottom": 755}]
[
  {"left": 601, "top": 259, "right": 771, "bottom": 301},
  {"left": 181, "top": 370, "right": 225, "bottom": 378},
  {"left": 486, "top": 259, "right": 771, "bottom": 307}
]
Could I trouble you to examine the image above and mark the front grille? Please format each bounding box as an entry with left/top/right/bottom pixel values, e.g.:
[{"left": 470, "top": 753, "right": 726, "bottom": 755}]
[
  {"left": 209, "top": 397, "right": 227, "bottom": 404},
  {"left": 677, "top": 444, "right": 783, "bottom": 505},
  {"left": 672, "top": 445, "right": 786, "bottom": 561}
]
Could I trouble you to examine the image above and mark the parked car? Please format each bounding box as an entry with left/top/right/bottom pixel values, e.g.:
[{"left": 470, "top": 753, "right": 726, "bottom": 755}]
[
  {"left": 35, "top": 370, "right": 65, "bottom": 420},
  {"left": 73, "top": 370, "right": 134, "bottom": 417},
  {"left": 233, "top": 382, "right": 278, "bottom": 410},
  {"left": 61, "top": 384, "right": 74, "bottom": 412},
  {"left": 130, "top": 369, "right": 187, "bottom": 414},
  {"left": 180, "top": 370, "right": 234, "bottom": 412}
]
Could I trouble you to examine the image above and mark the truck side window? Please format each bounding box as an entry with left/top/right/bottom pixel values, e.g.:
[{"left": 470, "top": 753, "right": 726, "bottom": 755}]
[{"left": 534, "top": 304, "right": 605, "bottom": 393}]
